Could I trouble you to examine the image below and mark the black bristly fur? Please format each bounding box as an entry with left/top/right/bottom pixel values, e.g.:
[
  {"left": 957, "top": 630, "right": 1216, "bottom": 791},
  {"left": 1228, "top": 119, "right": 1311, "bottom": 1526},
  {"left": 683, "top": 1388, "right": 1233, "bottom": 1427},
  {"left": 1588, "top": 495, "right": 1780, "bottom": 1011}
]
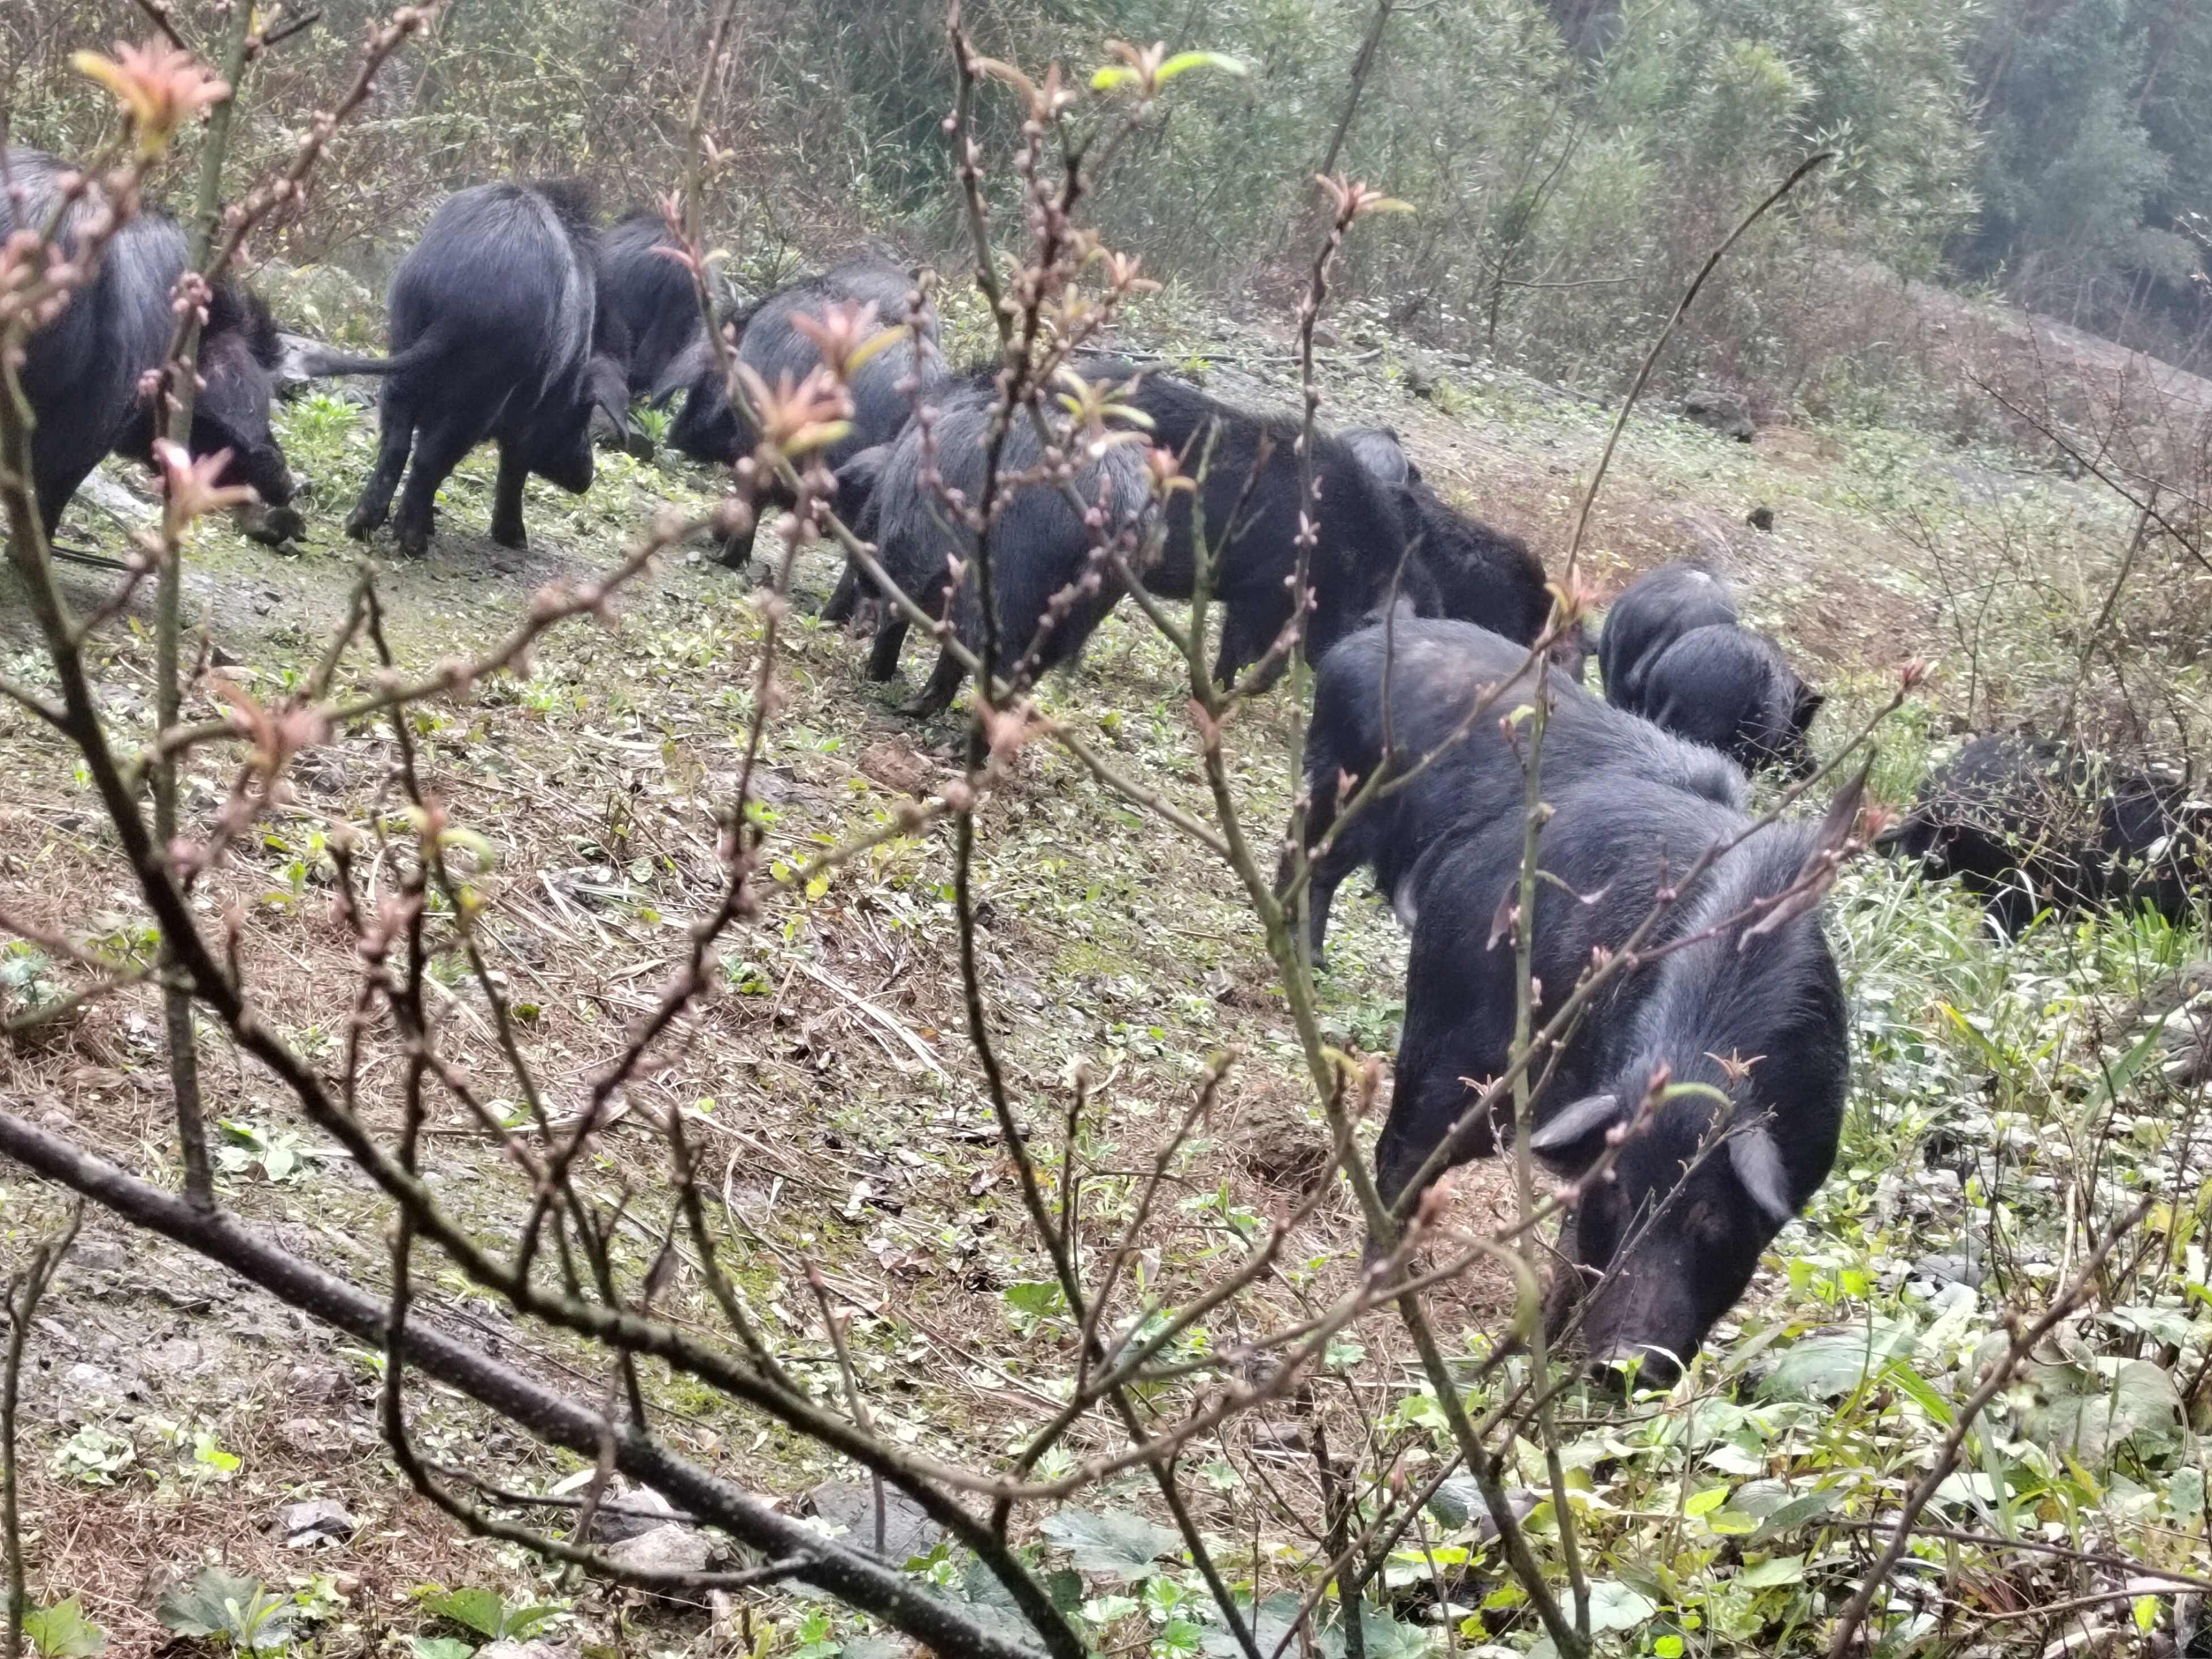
[
  {"left": 316, "top": 180, "right": 624, "bottom": 557},
  {"left": 1381, "top": 774, "right": 1848, "bottom": 1386},
  {"left": 1289, "top": 618, "right": 1745, "bottom": 960},
  {"left": 1878, "top": 734, "right": 2209, "bottom": 934},
  {"left": 859, "top": 373, "right": 1156, "bottom": 718},
  {"left": 5, "top": 146, "right": 293, "bottom": 535}
]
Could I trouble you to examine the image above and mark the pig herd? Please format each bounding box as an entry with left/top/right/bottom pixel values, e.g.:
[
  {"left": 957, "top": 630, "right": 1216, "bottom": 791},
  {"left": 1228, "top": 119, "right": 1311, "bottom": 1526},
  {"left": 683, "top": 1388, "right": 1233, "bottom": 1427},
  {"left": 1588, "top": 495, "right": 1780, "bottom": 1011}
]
[{"left": 10, "top": 156, "right": 2209, "bottom": 1385}]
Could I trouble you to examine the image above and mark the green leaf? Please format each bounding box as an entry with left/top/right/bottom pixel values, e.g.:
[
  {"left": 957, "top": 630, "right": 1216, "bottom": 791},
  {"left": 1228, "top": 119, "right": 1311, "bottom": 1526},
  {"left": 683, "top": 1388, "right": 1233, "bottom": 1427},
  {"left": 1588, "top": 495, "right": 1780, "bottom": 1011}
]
[
  {"left": 1738, "top": 1554, "right": 1806, "bottom": 1589},
  {"left": 422, "top": 1586, "right": 509, "bottom": 1639},
  {"left": 410, "top": 1641, "right": 473, "bottom": 1659},
  {"left": 1089, "top": 65, "right": 1138, "bottom": 90},
  {"left": 1683, "top": 1486, "right": 1729, "bottom": 1517},
  {"left": 1584, "top": 1580, "right": 1658, "bottom": 1634},
  {"left": 1342, "top": 1606, "right": 1431, "bottom": 1659},
  {"left": 158, "top": 1568, "right": 297, "bottom": 1652},
  {"left": 2086, "top": 1015, "right": 2173, "bottom": 1111},
  {"left": 1003, "top": 1282, "right": 1067, "bottom": 1320},
  {"left": 1039, "top": 1507, "right": 1183, "bottom": 1581},
  {"left": 2169, "top": 1466, "right": 2205, "bottom": 1518},
  {"left": 1201, "top": 1596, "right": 1305, "bottom": 1657},
  {"left": 1654, "top": 1639, "right": 1684, "bottom": 1659},
  {"left": 1156, "top": 1616, "right": 1206, "bottom": 1656},
  {"left": 500, "top": 1607, "right": 561, "bottom": 1642},
  {"left": 1156, "top": 52, "right": 1247, "bottom": 82},
  {"left": 23, "top": 1598, "right": 106, "bottom": 1658},
  {"left": 1749, "top": 1487, "right": 1841, "bottom": 1543},
  {"left": 1044, "top": 1569, "right": 1084, "bottom": 1616},
  {"left": 1425, "top": 1474, "right": 1482, "bottom": 1529},
  {"left": 191, "top": 1430, "right": 241, "bottom": 1477},
  {"left": 1759, "top": 1320, "right": 1918, "bottom": 1402},
  {"left": 1081, "top": 1593, "right": 1141, "bottom": 1627},
  {"left": 2022, "top": 1359, "right": 2183, "bottom": 1468}
]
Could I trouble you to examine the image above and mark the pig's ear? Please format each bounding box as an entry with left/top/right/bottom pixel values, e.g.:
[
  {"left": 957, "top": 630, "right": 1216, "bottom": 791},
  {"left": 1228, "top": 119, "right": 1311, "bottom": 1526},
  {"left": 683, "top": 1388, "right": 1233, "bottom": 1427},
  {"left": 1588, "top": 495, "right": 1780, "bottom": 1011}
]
[
  {"left": 1792, "top": 684, "right": 1826, "bottom": 734},
  {"left": 1729, "top": 1128, "right": 1795, "bottom": 1226},
  {"left": 1528, "top": 1092, "right": 1624, "bottom": 1160}
]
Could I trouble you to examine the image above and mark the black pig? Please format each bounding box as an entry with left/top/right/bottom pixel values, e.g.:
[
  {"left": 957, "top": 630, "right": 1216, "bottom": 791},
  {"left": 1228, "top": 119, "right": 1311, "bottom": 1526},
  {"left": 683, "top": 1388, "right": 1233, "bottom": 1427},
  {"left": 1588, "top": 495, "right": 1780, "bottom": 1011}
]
[
  {"left": 1291, "top": 619, "right": 1745, "bottom": 959},
  {"left": 1381, "top": 775, "right": 1848, "bottom": 1386},
  {"left": 1117, "top": 371, "right": 1407, "bottom": 686},
  {"left": 1599, "top": 562, "right": 1737, "bottom": 711},
  {"left": 1639, "top": 623, "right": 1823, "bottom": 776},
  {"left": 669, "top": 258, "right": 947, "bottom": 568},
  {"left": 818, "top": 443, "right": 894, "bottom": 626},
  {"left": 310, "top": 181, "right": 629, "bottom": 556},
  {"left": 1877, "top": 735, "right": 2208, "bottom": 934},
  {"left": 1338, "top": 425, "right": 1583, "bottom": 674},
  {"left": 1405, "top": 483, "right": 1583, "bottom": 670},
  {"left": 4, "top": 147, "right": 295, "bottom": 539},
  {"left": 1340, "top": 426, "right": 1419, "bottom": 489},
  {"left": 861, "top": 377, "right": 1156, "bottom": 716},
  {"left": 598, "top": 211, "right": 702, "bottom": 402}
]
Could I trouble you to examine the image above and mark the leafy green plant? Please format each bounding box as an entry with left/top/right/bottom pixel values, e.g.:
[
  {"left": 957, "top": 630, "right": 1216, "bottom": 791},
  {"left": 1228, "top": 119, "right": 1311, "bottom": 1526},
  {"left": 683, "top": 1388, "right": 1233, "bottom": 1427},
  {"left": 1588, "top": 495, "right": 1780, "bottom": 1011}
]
[
  {"left": 214, "top": 1119, "right": 322, "bottom": 1184},
  {"left": 52, "top": 1425, "right": 133, "bottom": 1486},
  {"left": 23, "top": 1598, "right": 107, "bottom": 1658},
  {"left": 1039, "top": 1507, "right": 1183, "bottom": 1584},
  {"left": 0, "top": 942, "right": 63, "bottom": 1016},
  {"left": 416, "top": 1585, "right": 563, "bottom": 1644},
  {"left": 157, "top": 1568, "right": 297, "bottom": 1653}
]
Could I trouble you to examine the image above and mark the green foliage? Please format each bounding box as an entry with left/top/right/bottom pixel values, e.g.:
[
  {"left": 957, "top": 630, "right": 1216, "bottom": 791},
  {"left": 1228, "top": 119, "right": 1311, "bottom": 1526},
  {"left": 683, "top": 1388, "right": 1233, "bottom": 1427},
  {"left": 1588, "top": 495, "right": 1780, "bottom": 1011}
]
[
  {"left": 1038, "top": 1507, "right": 1184, "bottom": 1581},
  {"left": 0, "top": 942, "right": 64, "bottom": 1017},
  {"left": 4, "top": 0, "right": 2001, "bottom": 405},
  {"left": 416, "top": 1585, "right": 562, "bottom": 1644},
  {"left": 214, "top": 1119, "right": 319, "bottom": 1184},
  {"left": 156, "top": 1569, "right": 297, "bottom": 1653},
  {"left": 22, "top": 1598, "right": 107, "bottom": 1658},
  {"left": 1966, "top": 0, "right": 2212, "bottom": 360},
  {"left": 52, "top": 1425, "right": 133, "bottom": 1486}
]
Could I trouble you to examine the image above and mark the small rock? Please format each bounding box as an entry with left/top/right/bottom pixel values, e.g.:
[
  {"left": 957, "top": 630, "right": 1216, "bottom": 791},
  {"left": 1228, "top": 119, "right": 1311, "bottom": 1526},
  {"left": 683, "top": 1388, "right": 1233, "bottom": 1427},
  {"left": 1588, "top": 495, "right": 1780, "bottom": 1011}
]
[
  {"left": 590, "top": 1483, "right": 686, "bottom": 1546},
  {"left": 54, "top": 1363, "right": 132, "bottom": 1422},
  {"left": 605, "top": 1521, "right": 712, "bottom": 1577},
  {"left": 276, "top": 1416, "right": 331, "bottom": 1452},
  {"left": 1909, "top": 1252, "right": 1986, "bottom": 1291},
  {"left": 1681, "top": 388, "right": 1755, "bottom": 443},
  {"left": 142, "top": 1338, "right": 209, "bottom": 1380},
  {"left": 858, "top": 739, "right": 932, "bottom": 796},
  {"left": 286, "top": 1363, "right": 351, "bottom": 1405},
  {"left": 1235, "top": 1097, "right": 1331, "bottom": 1189},
  {"left": 75, "top": 470, "right": 159, "bottom": 529},
  {"left": 71, "top": 1239, "right": 128, "bottom": 1274},
  {"left": 276, "top": 1496, "right": 356, "bottom": 1548},
  {"left": 1745, "top": 504, "right": 1775, "bottom": 532},
  {"left": 806, "top": 1479, "right": 946, "bottom": 1565}
]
